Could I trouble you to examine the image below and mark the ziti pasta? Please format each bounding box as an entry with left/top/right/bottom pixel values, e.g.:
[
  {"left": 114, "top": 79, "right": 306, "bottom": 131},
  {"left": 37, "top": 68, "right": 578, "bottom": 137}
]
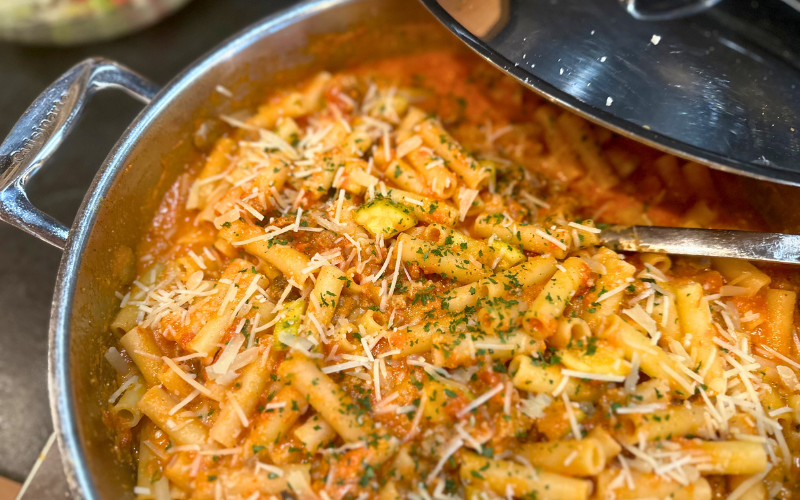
[{"left": 102, "top": 51, "right": 800, "bottom": 500}]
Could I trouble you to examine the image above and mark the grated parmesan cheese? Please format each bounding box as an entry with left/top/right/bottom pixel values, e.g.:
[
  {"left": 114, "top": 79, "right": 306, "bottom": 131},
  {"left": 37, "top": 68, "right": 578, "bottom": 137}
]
[{"left": 456, "top": 383, "right": 504, "bottom": 419}]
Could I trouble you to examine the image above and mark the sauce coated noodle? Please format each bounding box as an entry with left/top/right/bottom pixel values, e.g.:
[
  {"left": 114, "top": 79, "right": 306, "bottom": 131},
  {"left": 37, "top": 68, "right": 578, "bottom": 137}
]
[{"left": 104, "top": 51, "right": 800, "bottom": 500}]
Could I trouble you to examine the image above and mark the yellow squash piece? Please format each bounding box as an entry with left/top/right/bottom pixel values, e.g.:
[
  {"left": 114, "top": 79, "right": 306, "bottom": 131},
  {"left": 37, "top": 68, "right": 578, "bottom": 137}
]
[{"left": 354, "top": 197, "right": 418, "bottom": 237}]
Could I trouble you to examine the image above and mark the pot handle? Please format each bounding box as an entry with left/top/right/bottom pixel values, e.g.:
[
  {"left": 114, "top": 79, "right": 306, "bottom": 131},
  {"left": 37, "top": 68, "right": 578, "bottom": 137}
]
[{"left": 0, "top": 57, "right": 160, "bottom": 251}]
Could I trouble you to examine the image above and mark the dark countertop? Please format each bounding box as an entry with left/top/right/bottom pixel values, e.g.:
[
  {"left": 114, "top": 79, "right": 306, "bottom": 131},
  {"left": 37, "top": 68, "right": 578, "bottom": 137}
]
[{"left": 0, "top": 0, "right": 296, "bottom": 482}]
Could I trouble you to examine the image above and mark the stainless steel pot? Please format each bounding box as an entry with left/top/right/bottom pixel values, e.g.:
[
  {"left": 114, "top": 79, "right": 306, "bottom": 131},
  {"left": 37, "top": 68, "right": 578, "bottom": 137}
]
[
  {"left": 3, "top": 0, "right": 800, "bottom": 499},
  {"left": 0, "top": 1, "right": 458, "bottom": 497}
]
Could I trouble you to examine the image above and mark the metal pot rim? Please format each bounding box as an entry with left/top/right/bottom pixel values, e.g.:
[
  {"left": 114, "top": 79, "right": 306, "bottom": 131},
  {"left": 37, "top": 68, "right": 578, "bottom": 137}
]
[{"left": 47, "top": 1, "right": 354, "bottom": 497}]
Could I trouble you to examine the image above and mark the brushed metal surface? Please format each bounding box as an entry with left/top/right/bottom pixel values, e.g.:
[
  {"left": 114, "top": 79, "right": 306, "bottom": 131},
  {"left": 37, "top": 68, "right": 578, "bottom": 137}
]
[
  {"left": 0, "top": 58, "right": 158, "bottom": 249},
  {"left": 421, "top": 0, "right": 800, "bottom": 186},
  {"left": 600, "top": 226, "right": 800, "bottom": 263}
]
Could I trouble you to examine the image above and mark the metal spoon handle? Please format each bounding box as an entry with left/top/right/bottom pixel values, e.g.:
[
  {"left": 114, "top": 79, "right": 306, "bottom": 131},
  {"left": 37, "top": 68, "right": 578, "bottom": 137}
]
[{"left": 599, "top": 226, "right": 800, "bottom": 264}]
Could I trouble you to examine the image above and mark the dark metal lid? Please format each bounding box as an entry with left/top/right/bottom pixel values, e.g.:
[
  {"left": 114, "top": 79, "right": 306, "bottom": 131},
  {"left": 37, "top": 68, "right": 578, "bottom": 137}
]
[{"left": 420, "top": 0, "right": 800, "bottom": 186}]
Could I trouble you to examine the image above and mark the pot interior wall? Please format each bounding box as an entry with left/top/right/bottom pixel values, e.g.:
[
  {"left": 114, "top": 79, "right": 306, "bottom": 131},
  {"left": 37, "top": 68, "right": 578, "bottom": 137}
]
[{"left": 64, "top": 1, "right": 464, "bottom": 497}]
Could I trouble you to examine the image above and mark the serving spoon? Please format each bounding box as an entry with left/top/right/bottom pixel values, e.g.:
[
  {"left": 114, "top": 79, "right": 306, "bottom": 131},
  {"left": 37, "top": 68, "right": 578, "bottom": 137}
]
[{"left": 598, "top": 226, "right": 800, "bottom": 264}]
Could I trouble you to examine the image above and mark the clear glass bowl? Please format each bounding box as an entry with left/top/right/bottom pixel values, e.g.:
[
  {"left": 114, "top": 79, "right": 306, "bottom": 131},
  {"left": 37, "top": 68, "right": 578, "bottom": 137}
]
[{"left": 0, "top": 0, "right": 193, "bottom": 45}]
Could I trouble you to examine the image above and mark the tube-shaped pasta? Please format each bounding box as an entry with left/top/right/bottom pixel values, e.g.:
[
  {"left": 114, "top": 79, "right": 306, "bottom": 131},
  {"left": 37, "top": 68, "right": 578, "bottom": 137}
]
[
  {"left": 484, "top": 255, "right": 558, "bottom": 297},
  {"left": 187, "top": 258, "right": 267, "bottom": 357},
  {"left": 651, "top": 294, "right": 681, "bottom": 341},
  {"left": 138, "top": 386, "right": 209, "bottom": 446},
  {"left": 555, "top": 113, "right": 619, "bottom": 189},
  {"left": 455, "top": 185, "right": 487, "bottom": 220},
  {"left": 488, "top": 239, "right": 527, "bottom": 271},
  {"left": 366, "top": 89, "right": 409, "bottom": 123},
  {"left": 219, "top": 220, "right": 311, "bottom": 285},
  {"left": 111, "top": 263, "right": 165, "bottom": 335},
  {"left": 440, "top": 283, "right": 483, "bottom": 314},
  {"left": 473, "top": 215, "right": 572, "bottom": 259},
  {"left": 187, "top": 137, "right": 236, "bottom": 210},
  {"left": 354, "top": 309, "right": 383, "bottom": 336},
  {"left": 398, "top": 233, "right": 488, "bottom": 283},
  {"left": 477, "top": 299, "right": 524, "bottom": 333},
  {"left": 245, "top": 386, "right": 309, "bottom": 458},
  {"left": 640, "top": 252, "right": 672, "bottom": 273},
  {"left": 631, "top": 378, "right": 672, "bottom": 404},
  {"left": 135, "top": 423, "right": 161, "bottom": 499},
  {"left": 161, "top": 450, "right": 198, "bottom": 491},
  {"left": 303, "top": 147, "right": 345, "bottom": 201},
  {"left": 340, "top": 159, "right": 378, "bottom": 196},
  {"left": 110, "top": 307, "right": 142, "bottom": 339},
  {"left": 682, "top": 161, "right": 718, "bottom": 200},
  {"left": 615, "top": 405, "right": 711, "bottom": 444},
  {"left": 522, "top": 257, "right": 589, "bottom": 338},
  {"left": 442, "top": 256, "right": 557, "bottom": 313},
  {"left": 558, "top": 339, "right": 630, "bottom": 377},
  {"left": 587, "top": 427, "right": 621, "bottom": 460},
  {"left": 157, "top": 364, "right": 195, "bottom": 399},
  {"left": 342, "top": 129, "right": 373, "bottom": 158},
  {"left": 104, "top": 65, "right": 800, "bottom": 500},
  {"left": 423, "top": 223, "right": 494, "bottom": 265},
  {"left": 550, "top": 317, "right": 592, "bottom": 350},
  {"left": 432, "top": 331, "right": 539, "bottom": 368},
  {"left": 275, "top": 116, "right": 301, "bottom": 143},
  {"left": 764, "top": 288, "right": 796, "bottom": 355},
  {"left": 406, "top": 147, "right": 457, "bottom": 199},
  {"left": 386, "top": 187, "right": 459, "bottom": 226},
  {"left": 210, "top": 347, "right": 274, "bottom": 447},
  {"left": 674, "top": 282, "right": 725, "bottom": 394},
  {"left": 328, "top": 436, "right": 400, "bottom": 480},
  {"left": 249, "top": 72, "right": 330, "bottom": 128},
  {"left": 294, "top": 414, "right": 336, "bottom": 454},
  {"left": 675, "top": 440, "right": 767, "bottom": 475},
  {"left": 425, "top": 222, "right": 523, "bottom": 272},
  {"left": 459, "top": 452, "right": 591, "bottom": 500},
  {"left": 595, "top": 467, "right": 711, "bottom": 500},
  {"left": 711, "top": 258, "right": 771, "bottom": 297},
  {"left": 277, "top": 355, "right": 373, "bottom": 442},
  {"left": 302, "top": 265, "right": 345, "bottom": 347},
  {"left": 533, "top": 106, "right": 585, "bottom": 183},
  {"left": 391, "top": 318, "right": 460, "bottom": 357},
  {"left": 674, "top": 282, "right": 709, "bottom": 342},
  {"left": 517, "top": 438, "right": 606, "bottom": 476},
  {"left": 384, "top": 158, "right": 428, "bottom": 195},
  {"left": 250, "top": 92, "right": 306, "bottom": 129},
  {"left": 396, "top": 107, "right": 427, "bottom": 143},
  {"left": 653, "top": 154, "right": 691, "bottom": 206},
  {"left": 119, "top": 326, "right": 163, "bottom": 387},
  {"left": 683, "top": 200, "right": 718, "bottom": 227},
  {"left": 214, "top": 158, "right": 290, "bottom": 217},
  {"left": 605, "top": 147, "right": 640, "bottom": 178},
  {"left": 112, "top": 379, "right": 146, "bottom": 429},
  {"left": 208, "top": 464, "right": 313, "bottom": 499},
  {"left": 568, "top": 220, "right": 601, "bottom": 249},
  {"left": 509, "top": 355, "right": 602, "bottom": 402},
  {"left": 581, "top": 247, "right": 636, "bottom": 330},
  {"left": 418, "top": 119, "right": 489, "bottom": 189},
  {"left": 601, "top": 315, "right": 695, "bottom": 398}
]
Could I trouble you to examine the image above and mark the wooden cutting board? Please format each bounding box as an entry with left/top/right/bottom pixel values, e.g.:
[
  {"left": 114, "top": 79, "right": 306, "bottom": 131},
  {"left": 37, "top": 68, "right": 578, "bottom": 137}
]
[{"left": 0, "top": 476, "right": 21, "bottom": 500}]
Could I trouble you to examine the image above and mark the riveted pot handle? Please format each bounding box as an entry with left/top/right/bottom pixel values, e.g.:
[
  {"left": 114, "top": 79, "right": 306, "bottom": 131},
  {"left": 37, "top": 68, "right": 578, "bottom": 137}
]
[{"left": 0, "top": 58, "right": 160, "bottom": 250}]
